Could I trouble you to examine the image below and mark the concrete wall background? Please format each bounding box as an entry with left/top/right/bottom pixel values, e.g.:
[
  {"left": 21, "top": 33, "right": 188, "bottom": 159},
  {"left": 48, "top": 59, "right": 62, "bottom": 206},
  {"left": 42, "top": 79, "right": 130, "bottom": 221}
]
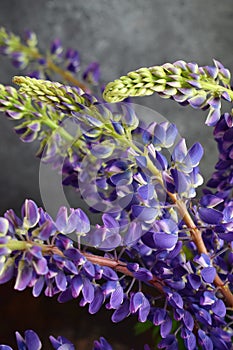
[{"left": 0, "top": 0, "right": 232, "bottom": 213}]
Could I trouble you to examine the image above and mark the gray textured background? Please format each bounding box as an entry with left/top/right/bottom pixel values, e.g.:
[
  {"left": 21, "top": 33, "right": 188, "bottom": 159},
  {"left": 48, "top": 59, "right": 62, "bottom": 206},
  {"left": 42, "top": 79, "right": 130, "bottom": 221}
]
[
  {"left": 0, "top": 0, "right": 232, "bottom": 212},
  {"left": 0, "top": 1, "right": 233, "bottom": 347}
]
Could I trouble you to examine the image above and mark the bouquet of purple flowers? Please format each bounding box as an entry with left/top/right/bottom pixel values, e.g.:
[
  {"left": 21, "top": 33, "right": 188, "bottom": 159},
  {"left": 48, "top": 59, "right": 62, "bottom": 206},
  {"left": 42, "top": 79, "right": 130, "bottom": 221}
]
[{"left": 0, "top": 27, "right": 233, "bottom": 349}]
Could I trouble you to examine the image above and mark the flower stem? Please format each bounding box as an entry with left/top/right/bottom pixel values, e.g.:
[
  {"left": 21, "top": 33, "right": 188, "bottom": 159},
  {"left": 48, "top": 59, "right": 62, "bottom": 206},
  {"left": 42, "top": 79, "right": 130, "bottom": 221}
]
[
  {"left": 82, "top": 251, "right": 165, "bottom": 293},
  {"left": 137, "top": 149, "right": 233, "bottom": 307},
  {"left": 1, "top": 238, "right": 165, "bottom": 295},
  {"left": 200, "top": 81, "right": 233, "bottom": 100},
  {"left": 15, "top": 42, "right": 90, "bottom": 92},
  {"left": 169, "top": 191, "right": 233, "bottom": 307},
  {"left": 46, "top": 59, "right": 90, "bottom": 92}
]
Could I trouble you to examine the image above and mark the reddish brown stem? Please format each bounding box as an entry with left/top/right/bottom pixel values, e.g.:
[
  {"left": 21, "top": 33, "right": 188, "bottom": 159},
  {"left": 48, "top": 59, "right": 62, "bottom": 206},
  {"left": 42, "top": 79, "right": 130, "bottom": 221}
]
[
  {"left": 46, "top": 60, "right": 91, "bottom": 92},
  {"left": 21, "top": 241, "right": 165, "bottom": 294},
  {"left": 19, "top": 47, "right": 90, "bottom": 92},
  {"left": 82, "top": 252, "right": 164, "bottom": 293},
  {"left": 169, "top": 192, "right": 233, "bottom": 308}
]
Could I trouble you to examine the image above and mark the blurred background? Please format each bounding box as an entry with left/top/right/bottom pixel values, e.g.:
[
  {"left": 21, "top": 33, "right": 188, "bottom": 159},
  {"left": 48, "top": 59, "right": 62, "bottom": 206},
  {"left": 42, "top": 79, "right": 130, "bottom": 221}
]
[{"left": 0, "top": 0, "right": 233, "bottom": 348}]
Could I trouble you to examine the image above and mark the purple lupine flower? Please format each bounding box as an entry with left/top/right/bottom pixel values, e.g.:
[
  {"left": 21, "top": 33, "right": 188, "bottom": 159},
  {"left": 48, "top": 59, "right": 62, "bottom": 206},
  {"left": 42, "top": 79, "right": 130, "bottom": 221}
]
[
  {"left": 165, "top": 289, "right": 183, "bottom": 309},
  {"left": 133, "top": 267, "right": 153, "bottom": 282},
  {"left": 200, "top": 291, "right": 216, "bottom": 306},
  {"left": 157, "top": 334, "right": 178, "bottom": 349},
  {"left": 209, "top": 328, "right": 232, "bottom": 349},
  {"left": 109, "top": 284, "right": 124, "bottom": 309},
  {"left": 172, "top": 139, "right": 204, "bottom": 174},
  {"left": 89, "top": 286, "right": 105, "bottom": 314},
  {"left": 0, "top": 330, "right": 114, "bottom": 350},
  {"left": 144, "top": 345, "right": 151, "bottom": 350},
  {"left": 153, "top": 308, "right": 167, "bottom": 326},
  {"left": 212, "top": 299, "right": 226, "bottom": 317},
  {"left": 14, "top": 120, "right": 41, "bottom": 142},
  {"left": 50, "top": 38, "right": 63, "bottom": 56},
  {"left": 200, "top": 193, "right": 224, "bottom": 207},
  {"left": 83, "top": 62, "right": 100, "bottom": 85},
  {"left": 0, "top": 200, "right": 91, "bottom": 299},
  {"left": 22, "top": 199, "right": 40, "bottom": 228},
  {"left": 65, "top": 48, "right": 80, "bottom": 73},
  {"left": 170, "top": 167, "right": 203, "bottom": 198},
  {"left": 111, "top": 298, "right": 130, "bottom": 322},
  {"left": 193, "top": 253, "right": 216, "bottom": 284},
  {"left": 183, "top": 332, "right": 196, "bottom": 350},
  {"left": 11, "top": 51, "right": 28, "bottom": 69},
  {"left": 198, "top": 207, "right": 223, "bottom": 225},
  {"left": 129, "top": 291, "right": 150, "bottom": 322},
  {"left": 160, "top": 314, "right": 172, "bottom": 338},
  {"left": 198, "top": 329, "right": 213, "bottom": 350},
  {"left": 49, "top": 335, "right": 75, "bottom": 350},
  {"left": 2, "top": 48, "right": 233, "bottom": 350},
  {"left": 0, "top": 217, "right": 9, "bottom": 235},
  {"left": 131, "top": 205, "right": 159, "bottom": 223},
  {"left": 172, "top": 60, "right": 231, "bottom": 126},
  {"left": 122, "top": 221, "right": 143, "bottom": 246},
  {"left": 55, "top": 207, "right": 90, "bottom": 235},
  {"left": 182, "top": 311, "right": 194, "bottom": 332},
  {"left": 141, "top": 219, "right": 178, "bottom": 250},
  {"left": 142, "top": 121, "right": 178, "bottom": 150},
  {"left": 205, "top": 114, "right": 233, "bottom": 203},
  {"left": 15, "top": 330, "right": 42, "bottom": 350},
  {"left": 23, "top": 30, "right": 37, "bottom": 47},
  {"left": 83, "top": 214, "right": 121, "bottom": 250},
  {"left": 93, "top": 337, "right": 113, "bottom": 350}
]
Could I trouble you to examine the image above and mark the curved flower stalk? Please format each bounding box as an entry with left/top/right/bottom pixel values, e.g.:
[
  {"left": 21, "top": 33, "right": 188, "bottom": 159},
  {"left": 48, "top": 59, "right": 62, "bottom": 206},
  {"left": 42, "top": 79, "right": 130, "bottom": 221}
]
[
  {"left": 0, "top": 329, "right": 113, "bottom": 350},
  {"left": 103, "top": 60, "right": 232, "bottom": 126},
  {"left": 12, "top": 76, "right": 95, "bottom": 109},
  {"left": 0, "top": 27, "right": 100, "bottom": 91}
]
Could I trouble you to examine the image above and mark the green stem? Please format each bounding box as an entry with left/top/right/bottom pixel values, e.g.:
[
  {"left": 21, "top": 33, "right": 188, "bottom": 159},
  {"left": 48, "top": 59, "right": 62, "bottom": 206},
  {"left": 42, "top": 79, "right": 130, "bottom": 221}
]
[
  {"left": 200, "top": 81, "right": 233, "bottom": 99},
  {"left": 179, "top": 74, "right": 233, "bottom": 99},
  {"left": 42, "top": 118, "right": 83, "bottom": 149},
  {"left": 42, "top": 118, "right": 74, "bottom": 142},
  {"left": 1, "top": 240, "right": 30, "bottom": 251}
]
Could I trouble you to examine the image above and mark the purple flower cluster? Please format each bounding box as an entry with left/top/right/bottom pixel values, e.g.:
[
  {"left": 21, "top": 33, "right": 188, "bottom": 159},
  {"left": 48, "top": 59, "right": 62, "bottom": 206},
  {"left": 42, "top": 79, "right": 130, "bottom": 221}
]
[
  {"left": 50, "top": 38, "right": 80, "bottom": 74},
  {"left": 1, "top": 197, "right": 232, "bottom": 348},
  {"left": 2, "top": 28, "right": 233, "bottom": 348},
  {"left": 2, "top": 75, "right": 231, "bottom": 348},
  {"left": 0, "top": 199, "right": 162, "bottom": 324},
  {"left": 50, "top": 108, "right": 204, "bottom": 213},
  {"left": 83, "top": 62, "right": 100, "bottom": 85},
  {"left": 0, "top": 329, "right": 112, "bottom": 350},
  {"left": 165, "top": 60, "right": 231, "bottom": 126},
  {"left": 1, "top": 83, "right": 204, "bottom": 223},
  {"left": 103, "top": 60, "right": 232, "bottom": 126},
  {"left": 0, "top": 27, "right": 100, "bottom": 90},
  {"left": 205, "top": 113, "right": 233, "bottom": 201},
  {"left": 0, "top": 28, "right": 38, "bottom": 69}
]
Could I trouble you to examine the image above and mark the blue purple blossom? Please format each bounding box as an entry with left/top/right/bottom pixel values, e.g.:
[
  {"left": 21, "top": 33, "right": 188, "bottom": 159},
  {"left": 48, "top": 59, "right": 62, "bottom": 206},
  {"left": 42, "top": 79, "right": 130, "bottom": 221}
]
[
  {"left": 83, "top": 62, "right": 100, "bottom": 85},
  {"left": 0, "top": 330, "right": 113, "bottom": 350},
  {"left": 1, "top": 31, "right": 233, "bottom": 348}
]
